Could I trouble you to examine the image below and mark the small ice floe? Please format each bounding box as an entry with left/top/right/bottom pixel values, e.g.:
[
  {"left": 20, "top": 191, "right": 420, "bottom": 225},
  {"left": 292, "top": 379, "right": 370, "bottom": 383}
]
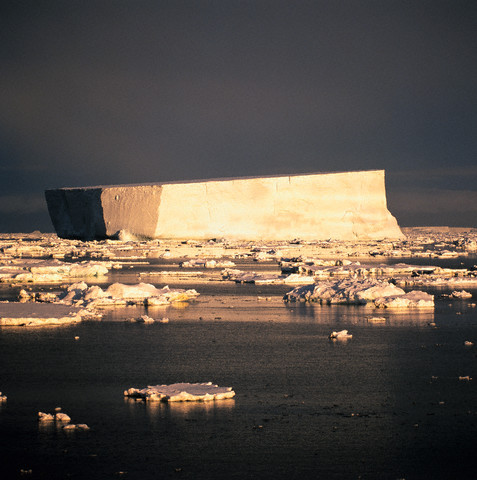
[
  {"left": 329, "top": 330, "right": 352, "bottom": 340},
  {"left": 458, "top": 376, "right": 472, "bottom": 381},
  {"left": 135, "top": 315, "right": 155, "bottom": 323},
  {"left": 38, "top": 412, "right": 55, "bottom": 422},
  {"left": 74, "top": 336, "right": 80, "bottom": 340},
  {"left": 179, "top": 259, "right": 235, "bottom": 269},
  {"left": 55, "top": 412, "right": 71, "bottom": 423},
  {"left": 0, "top": 392, "right": 7, "bottom": 402},
  {"left": 124, "top": 382, "right": 235, "bottom": 402},
  {"left": 0, "top": 303, "right": 85, "bottom": 326},
  {"left": 464, "top": 340, "right": 474, "bottom": 346},
  {"left": 63, "top": 423, "right": 90, "bottom": 431},
  {"left": 38, "top": 410, "right": 70, "bottom": 423},
  {"left": 367, "top": 316, "right": 386, "bottom": 324},
  {"left": 38, "top": 410, "right": 89, "bottom": 430},
  {"left": 158, "top": 317, "right": 169, "bottom": 323},
  {"left": 451, "top": 290, "right": 473, "bottom": 299},
  {"left": 257, "top": 296, "right": 272, "bottom": 301}
]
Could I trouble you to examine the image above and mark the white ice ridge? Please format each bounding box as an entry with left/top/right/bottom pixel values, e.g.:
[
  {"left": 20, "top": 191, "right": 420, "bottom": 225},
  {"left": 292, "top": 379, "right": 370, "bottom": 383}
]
[
  {"left": 45, "top": 170, "right": 404, "bottom": 241},
  {"left": 283, "top": 278, "right": 434, "bottom": 307},
  {"left": 124, "top": 382, "right": 235, "bottom": 402}
]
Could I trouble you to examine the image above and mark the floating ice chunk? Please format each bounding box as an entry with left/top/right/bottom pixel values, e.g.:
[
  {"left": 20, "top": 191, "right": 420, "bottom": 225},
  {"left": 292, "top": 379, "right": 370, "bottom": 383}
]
[
  {"left": 458, "top": 376, "right": 472, "bottom": 381},
  {"left": 38, "top": 412, "right": 55, "bottom": 421},
  {"left": 76, "top": 424, "right": 90, "bottom": 430},
  {"left": 329, "top": 330, "right": 352, "bottom": 340},
  {"left": 63, "top": 423, "right": 90, "bottom": 431},
  {"left": 0, "top": 303, "right": 85, "bottom": 326},
  {"left": 451, "top": 290, "right": 473, "bottom": 299},
  {"left": 283, "top": 273, "right": 315, "bottom": 284},
  {"left": 0, "top": 392, "right": 6, "bottom": 402},
  {"left": 284, "top": 279, "right": 404, "bottom": 304},
  {"left": 136, "top": 315, "right": 154, "bottom": 323},
  {"left": 464, "top": 341, "right": 474, "bottom": 346},
  {"left": 124, "top": 382, "right": 235, "bottom": 402},
  {"left": 55, "top": 412, "right": 71, "bottom": 423},
  {"left": 374, "top": 291, "right": 434, "bottom": 308},
  {"left": 179, "top": 259, "right": 235, "bottom": 268},
  {"left": 367, "top": 316, "right": 386, "bottom": 323},
  {"left": 56, "top": 282, "right": 199, "bottom": 308}
]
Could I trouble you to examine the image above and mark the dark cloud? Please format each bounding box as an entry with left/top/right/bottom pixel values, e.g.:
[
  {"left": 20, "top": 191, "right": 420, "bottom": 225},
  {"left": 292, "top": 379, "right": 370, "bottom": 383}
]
[{"left": 0, "top": 0, "right": 476, "bottom": 231}]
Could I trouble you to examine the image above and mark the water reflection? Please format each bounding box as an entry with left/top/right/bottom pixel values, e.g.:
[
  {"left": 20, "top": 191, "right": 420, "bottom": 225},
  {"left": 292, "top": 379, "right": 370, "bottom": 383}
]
[
  {"left": 124, "top": 397, "right": 235, "bottom": 421},
  {"left": 284, "top": 303, "right": 435, "bottom": 326}
]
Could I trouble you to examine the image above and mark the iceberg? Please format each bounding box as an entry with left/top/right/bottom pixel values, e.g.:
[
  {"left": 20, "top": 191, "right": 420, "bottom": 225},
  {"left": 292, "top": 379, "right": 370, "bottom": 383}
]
[{"left": 45, "top": 170, "right": 404, "bottom": 241}]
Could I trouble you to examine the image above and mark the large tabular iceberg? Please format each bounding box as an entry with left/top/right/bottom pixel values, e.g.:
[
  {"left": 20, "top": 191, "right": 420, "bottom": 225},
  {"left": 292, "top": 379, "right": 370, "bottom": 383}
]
[{"left": 45, "top": 170, "right": 403, "bottom": 241}]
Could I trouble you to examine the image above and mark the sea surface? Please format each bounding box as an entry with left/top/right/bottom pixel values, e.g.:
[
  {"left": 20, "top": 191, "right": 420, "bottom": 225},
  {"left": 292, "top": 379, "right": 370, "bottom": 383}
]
[{"left": 1, "top": 258, "right": 476, "bottom": 479}]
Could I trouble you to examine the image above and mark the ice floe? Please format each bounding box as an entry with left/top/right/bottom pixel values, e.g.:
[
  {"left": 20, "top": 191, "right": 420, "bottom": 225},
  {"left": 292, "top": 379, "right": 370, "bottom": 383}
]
[
  {"left": 451, "top": 290, "right": 473, "bottom": 299},
  {"left": 54, "top": 282, "right": 199, "bottom": 308},
  {"left": 124, "top": 382, "right": 235, "bottom": 402},
  {"left": 0, "top": 303, "right": 89, "bottom": 326},
  {"left": 0, "top": 259, "right": 108, "bottom": 283},
  {"left": 179, "top": 259, "right": 235, "bottom": 268},
  {"left": 283, "top": 278, "right": 434, "bottom": 308},
  {"left": 329, "top": 330, "right": 352, "bottom": 340},
  {"left": 38, "top": 409, "right": 89, "bottom": 430}
]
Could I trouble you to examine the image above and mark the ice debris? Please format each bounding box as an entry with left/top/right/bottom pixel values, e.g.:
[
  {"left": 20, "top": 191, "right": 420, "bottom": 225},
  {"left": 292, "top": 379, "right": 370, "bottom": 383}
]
[
  {"left": 56, "top": 282, "right": 199, "bottom": 307},
  {"left": 329, "top": 330, "right": 352, "bottom": 340},
  {"left": 179, "top": 259, "right": 235, "bottom": 268},
  {"left": 0, "top": 392, "right": 7, "bottom": 402},
  {"left": 38, "top": 410, "right": 89, "bottom": 430},
  {"left": 124, "top": 382, "right": 235, "bottom": 402},
  {"left": 283, "top": 278, "right": 434, "bottom": 307},
  {"left": 451, "top": 290, "right": 473, "bottom": 299},
  {"left": 133, "top": 315, "right": 155, "bottom": 323}
]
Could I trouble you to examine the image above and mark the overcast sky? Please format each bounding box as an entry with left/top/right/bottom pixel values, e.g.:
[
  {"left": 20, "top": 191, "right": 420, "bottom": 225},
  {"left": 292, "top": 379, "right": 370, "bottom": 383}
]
[{"left": 1, "top": 0, "right": 476, "bottom": 232}]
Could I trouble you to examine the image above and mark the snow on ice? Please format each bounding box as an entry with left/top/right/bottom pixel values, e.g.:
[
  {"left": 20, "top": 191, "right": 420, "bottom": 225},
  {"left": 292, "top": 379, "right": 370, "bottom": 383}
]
[
  {"left": 124, "top": 382, "right": 235, "bottom": 402},
  {"left": 283, "top": 278, "right": 434, "bottom": 308}
]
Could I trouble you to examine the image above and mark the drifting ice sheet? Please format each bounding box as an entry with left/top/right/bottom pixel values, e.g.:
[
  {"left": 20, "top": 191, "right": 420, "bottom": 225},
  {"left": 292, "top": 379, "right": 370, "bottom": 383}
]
[
  {"left": 124, "top": 382, "right": 235, "bottom": 402},
  {"left": 57, "top": 282, "right": 199, "bottom": 307},
  {"left": 0, "top": 303, "right": 85, "bottom": 326},
  {"left": 283, "top": 278, "right": 434, "bottom": 307}
]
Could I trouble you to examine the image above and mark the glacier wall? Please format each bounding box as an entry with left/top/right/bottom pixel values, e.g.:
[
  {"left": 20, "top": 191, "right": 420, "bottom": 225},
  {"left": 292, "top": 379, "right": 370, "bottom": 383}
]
[{"left": 45, "top": 170, "right": 404, "bottom": 240}]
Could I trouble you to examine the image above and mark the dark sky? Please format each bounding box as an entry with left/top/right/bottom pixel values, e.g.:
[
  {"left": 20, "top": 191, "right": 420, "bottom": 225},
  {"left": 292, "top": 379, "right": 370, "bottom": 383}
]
[{"left": 1, "top": 0, "right": 476, "bottom": 232}]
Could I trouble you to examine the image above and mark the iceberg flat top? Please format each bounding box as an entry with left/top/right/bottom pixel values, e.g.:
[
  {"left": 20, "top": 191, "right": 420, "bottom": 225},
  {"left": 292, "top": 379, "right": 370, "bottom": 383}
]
[{"left": 47, "top": 169, "right": 385, "bottom": 191}]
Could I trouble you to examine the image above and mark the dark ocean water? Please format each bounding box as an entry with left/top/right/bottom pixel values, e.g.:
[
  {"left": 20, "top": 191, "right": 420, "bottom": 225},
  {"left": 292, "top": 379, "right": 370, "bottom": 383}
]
[
  {"left": 1, "top": 294, "right": 477, "bottom": 479},
  {"left": 1, "top": 256, "right": 477, "bottom": 479}
]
